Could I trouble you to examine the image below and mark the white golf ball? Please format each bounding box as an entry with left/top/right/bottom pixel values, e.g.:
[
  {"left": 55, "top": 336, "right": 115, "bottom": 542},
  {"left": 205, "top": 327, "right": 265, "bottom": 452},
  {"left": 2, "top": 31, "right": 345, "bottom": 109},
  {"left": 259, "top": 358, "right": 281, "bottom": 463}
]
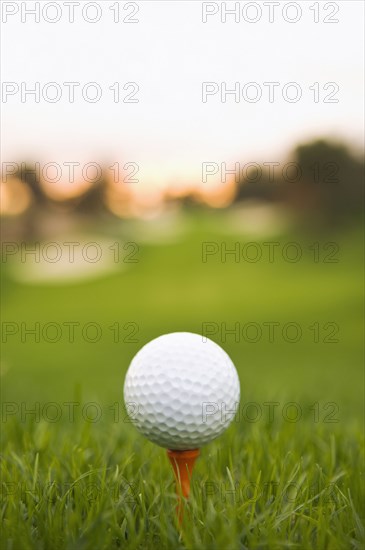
[{"left": 123, "top": 332, "right": 240, "bottom": 450}]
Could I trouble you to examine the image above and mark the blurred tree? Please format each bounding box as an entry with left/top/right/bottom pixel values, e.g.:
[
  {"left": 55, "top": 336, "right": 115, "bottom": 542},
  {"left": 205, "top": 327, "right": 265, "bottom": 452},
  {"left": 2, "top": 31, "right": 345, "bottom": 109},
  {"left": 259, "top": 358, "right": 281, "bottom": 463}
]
[
  {"left": 12, "top": 163, "right": 50, "bottom": 239},
  {"left": 234, "top": 139, "right": 364, "bottom": 227},
  {"left": 15, "top": 163, "right": 48, "bottom": 205},
  {"left": 71, "top": 178, "right": 110, "bottom": 216},
  {"left": 3, "top": 165, "right": 111, "bottom": 239},
  {"left": 290, "top": 139, "right": 364, "bottom": 224}
]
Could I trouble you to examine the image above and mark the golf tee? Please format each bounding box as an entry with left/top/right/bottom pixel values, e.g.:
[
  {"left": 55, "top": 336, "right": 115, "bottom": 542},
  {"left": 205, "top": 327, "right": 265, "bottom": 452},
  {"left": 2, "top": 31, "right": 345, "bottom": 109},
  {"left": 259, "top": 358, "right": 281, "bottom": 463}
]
[{"left": 167, "top": 448, "right": 200, "bottom": 524}]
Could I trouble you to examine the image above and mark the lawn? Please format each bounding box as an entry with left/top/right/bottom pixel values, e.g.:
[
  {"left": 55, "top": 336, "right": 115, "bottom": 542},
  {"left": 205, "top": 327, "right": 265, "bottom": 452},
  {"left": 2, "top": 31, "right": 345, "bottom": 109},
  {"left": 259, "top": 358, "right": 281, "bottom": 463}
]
[{"left": 1, "top": 211, "right": 364, "bottom": 549}]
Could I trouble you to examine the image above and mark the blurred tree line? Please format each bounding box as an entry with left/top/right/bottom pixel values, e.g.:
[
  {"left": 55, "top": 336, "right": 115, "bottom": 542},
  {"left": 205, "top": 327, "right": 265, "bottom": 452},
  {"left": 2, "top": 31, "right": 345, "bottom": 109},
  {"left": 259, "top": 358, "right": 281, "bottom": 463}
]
[
  {"left": 1, "top": 138, "right": 363, "bottom": 239},
  {"left": 235, "top": 139, "right": 364, "bottom": 226}
]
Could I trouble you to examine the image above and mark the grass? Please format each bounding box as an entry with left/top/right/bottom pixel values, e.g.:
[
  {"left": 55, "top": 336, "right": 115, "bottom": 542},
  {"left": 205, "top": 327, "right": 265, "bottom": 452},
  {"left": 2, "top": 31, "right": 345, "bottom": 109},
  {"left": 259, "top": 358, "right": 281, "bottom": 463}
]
[
  {"left": 1, "top": 210, "right": 364, "bottom": 549},
  {"left": 1, "top": 417, "right": 364, "bottom": 549}
]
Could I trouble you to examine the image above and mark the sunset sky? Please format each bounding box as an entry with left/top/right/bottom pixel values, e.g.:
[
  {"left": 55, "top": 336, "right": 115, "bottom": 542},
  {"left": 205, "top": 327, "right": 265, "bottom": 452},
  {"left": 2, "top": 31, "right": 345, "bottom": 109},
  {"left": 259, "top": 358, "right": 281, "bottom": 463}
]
[{"left": 1, "top": 1, "right": 364, "bottom": 191}]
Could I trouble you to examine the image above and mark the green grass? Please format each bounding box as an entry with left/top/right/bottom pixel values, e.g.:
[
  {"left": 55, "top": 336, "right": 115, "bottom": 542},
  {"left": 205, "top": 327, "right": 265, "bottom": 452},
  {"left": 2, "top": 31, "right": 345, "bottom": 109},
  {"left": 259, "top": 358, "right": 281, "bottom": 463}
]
[{"left": 1, "top": 211, "right": 364, "bottom": 549}]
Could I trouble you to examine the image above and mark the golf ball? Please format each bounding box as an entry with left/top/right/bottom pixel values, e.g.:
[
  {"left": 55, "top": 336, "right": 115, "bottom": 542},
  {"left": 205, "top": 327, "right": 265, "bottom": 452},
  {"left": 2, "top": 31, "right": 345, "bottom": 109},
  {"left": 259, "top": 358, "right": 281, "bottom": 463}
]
[{"left": 123, "top": 332, "right": 240, "bottom": 450}]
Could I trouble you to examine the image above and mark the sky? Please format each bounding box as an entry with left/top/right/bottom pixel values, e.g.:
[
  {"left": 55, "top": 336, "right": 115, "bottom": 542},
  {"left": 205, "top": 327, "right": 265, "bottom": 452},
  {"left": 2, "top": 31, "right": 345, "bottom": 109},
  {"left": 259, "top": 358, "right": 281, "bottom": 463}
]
[{"left": 1, "top": 0, "right": 364, "bottom": 190}]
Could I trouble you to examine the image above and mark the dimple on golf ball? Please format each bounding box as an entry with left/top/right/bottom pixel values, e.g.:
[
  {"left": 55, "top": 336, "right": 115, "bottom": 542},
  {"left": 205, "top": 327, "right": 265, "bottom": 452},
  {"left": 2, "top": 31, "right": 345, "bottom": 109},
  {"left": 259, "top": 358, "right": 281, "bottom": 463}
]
[{"left": 123, "top": 332, "right": 240, "bottom": 450}]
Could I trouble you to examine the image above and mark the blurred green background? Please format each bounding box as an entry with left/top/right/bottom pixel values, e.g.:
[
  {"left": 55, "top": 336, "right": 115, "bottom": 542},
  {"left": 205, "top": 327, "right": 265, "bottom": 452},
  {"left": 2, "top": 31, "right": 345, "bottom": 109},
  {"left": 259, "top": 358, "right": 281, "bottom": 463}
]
[
  {"left": 1, "top": 212, "right": 363, "bottom": 431},
  {"left": 1, "top": 137, "right": 364, "bottom": 426}
]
